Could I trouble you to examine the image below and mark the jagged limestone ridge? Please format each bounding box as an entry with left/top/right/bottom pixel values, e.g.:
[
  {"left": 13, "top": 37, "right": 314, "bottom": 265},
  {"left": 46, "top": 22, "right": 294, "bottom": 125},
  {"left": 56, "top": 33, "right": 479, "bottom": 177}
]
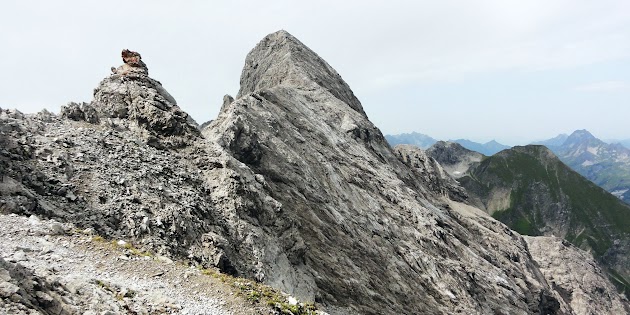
[{"left": 205, "top": 30, "right": 565, "bottom": 315}]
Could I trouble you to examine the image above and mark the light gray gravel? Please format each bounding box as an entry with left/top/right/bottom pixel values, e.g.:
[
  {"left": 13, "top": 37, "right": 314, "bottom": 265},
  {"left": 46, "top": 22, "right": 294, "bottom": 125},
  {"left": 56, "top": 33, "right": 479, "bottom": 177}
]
[{"left": 0, "top": 213, "right": 270, "bottom": 315}]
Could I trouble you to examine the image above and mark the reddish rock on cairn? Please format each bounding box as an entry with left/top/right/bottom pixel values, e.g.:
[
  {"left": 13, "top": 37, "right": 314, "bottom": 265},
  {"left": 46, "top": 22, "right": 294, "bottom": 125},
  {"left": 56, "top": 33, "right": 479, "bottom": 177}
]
[{"left": 111, "top": 49, "right": 148, "bottom": 75}]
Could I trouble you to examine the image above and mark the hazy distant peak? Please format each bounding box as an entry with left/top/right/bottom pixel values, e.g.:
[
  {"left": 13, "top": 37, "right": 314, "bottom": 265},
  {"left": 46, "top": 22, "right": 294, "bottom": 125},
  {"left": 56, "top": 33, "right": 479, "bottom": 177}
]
[
  {"left": 430, "top": 140, "right": 471, "bottom": 152},
  {"left": 567, "top": 129, "right": 596, "bottom": 140},
  {"left": 450, "top": 138, "right": 510, "bottom": 156},
  {"left": 385, "top": 132, "right": 437, "bottom": 149},
  {"left": 531, "top": 133, "right": 569, "bottom": 147}
]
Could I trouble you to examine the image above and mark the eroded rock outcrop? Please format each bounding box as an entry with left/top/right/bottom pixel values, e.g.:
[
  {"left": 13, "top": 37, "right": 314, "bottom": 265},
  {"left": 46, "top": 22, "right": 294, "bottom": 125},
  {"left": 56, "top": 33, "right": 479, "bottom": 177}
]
[
  {"left": 526, "top": 236, "right": 630, "bottom": 314},
  {"left": 426, "top": 141, "right": 485, "bottom": 178},
  {"left": 393, "top": 144, "right": 467, "bottom": 202},
  {"left": 94, "top": 49, "right": 199, "bottom": 148},
  {"left": 111, "top": 49, "right": 148, "bottom": 76}
]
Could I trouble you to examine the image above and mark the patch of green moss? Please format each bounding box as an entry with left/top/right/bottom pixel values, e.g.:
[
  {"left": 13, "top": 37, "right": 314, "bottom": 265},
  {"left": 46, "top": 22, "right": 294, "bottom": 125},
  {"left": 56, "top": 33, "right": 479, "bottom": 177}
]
[{"left": 198, "top": 267, "right": 318, "bottom": 314}]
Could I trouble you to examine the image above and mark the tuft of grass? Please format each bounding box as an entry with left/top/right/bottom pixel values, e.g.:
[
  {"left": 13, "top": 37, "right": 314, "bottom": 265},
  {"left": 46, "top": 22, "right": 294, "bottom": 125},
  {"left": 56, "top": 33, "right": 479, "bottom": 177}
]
[
  {"left": 106, "top": 240, "right": 154, "bottom": 257},
  {"left": 198, "top": 266, "right": 318, "bottom": 314}
]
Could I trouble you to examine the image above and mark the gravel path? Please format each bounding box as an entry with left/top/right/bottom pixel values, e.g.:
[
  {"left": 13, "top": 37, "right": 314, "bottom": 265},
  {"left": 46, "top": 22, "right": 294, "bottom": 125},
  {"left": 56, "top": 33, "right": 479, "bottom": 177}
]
[{"left": 0, "top": 213, "right": 271, "bottom": 315}]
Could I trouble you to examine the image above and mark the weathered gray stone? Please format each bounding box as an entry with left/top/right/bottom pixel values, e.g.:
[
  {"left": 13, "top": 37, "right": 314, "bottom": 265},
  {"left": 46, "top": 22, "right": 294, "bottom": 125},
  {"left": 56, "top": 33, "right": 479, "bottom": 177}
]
[
  {"left": 526, "top": 236, "right": 630, "bottom": 314},
  {"left": 426, "top": 141, "right": 484, "bottom": 178},
  {"left": 393, "top": 144, "right": 468, "bottom": 202},
  {"left": 92, "top": 50, "right": 199, "bottom": 149},
  {"left": 205, "top": 30, "right": 565, "bottom": 314}
]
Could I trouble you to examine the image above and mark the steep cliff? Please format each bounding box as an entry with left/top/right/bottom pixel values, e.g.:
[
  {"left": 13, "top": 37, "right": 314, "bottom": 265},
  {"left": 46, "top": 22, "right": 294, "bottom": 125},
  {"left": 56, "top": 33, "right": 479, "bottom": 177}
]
[{"left": 205, "top": 30, "right": 564, "bottom": 314}]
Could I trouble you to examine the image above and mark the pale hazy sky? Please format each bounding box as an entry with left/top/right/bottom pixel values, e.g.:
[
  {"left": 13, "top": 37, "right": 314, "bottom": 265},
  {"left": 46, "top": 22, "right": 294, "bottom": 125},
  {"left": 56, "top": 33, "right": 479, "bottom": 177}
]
[{"left": 2, "top": 1, "right": 629, "bottom": 145}]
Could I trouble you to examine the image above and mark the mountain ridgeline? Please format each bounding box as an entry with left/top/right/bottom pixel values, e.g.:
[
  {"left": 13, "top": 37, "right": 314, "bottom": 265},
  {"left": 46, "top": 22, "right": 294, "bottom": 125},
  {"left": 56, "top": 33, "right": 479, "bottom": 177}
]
[
  {"left": 385, "top": 132, "right": 437, "bottom": 149},
  {"left": 385, "top": 132, "right": 510, "bottom": 156},
  {"left": 1, "top": 31, "right": 629, "bottom": 314},
  {"left": 449, "top": 145, "right": 630, "bottom": 296}
]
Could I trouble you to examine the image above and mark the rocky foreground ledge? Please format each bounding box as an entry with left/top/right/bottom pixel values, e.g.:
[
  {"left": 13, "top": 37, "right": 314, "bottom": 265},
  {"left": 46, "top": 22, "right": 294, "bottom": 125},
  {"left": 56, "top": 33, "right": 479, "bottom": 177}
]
[{"left": 0, "top": 213, "right": 324, "bottom": 315}]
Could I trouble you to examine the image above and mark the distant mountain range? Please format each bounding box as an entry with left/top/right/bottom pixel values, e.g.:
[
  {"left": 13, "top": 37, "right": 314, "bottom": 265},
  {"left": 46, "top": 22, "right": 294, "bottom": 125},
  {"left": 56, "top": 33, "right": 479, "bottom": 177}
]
[
  {"left": 385, "top": 132, "right": 437, "bottom": 149},
  {"left": 537, "top": 130, "right": 630, "bottom": 204},
  {"left": 387, "top": 130, "right": 630, "bottom": 203},
  {"left": 449, "top": 138, "right": 510, "bottom": 156},
  {"left": 385, "top": 132, "right": 510, "bottom": 155},
  {"left": 428, "top": 143, "right": 630, "bottom": 296},
  {"left": 607, "top": 139, "right": 630, "bottom": 150},
  {"left": 531, "top": 133, "right": 569, "bottom": 147}
]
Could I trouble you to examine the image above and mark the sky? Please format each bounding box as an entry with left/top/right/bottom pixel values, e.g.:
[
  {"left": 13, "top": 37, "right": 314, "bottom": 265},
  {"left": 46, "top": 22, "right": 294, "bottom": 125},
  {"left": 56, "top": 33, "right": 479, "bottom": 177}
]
[{"left": 1, "top": 1, "right": 629, "bottom": 145}]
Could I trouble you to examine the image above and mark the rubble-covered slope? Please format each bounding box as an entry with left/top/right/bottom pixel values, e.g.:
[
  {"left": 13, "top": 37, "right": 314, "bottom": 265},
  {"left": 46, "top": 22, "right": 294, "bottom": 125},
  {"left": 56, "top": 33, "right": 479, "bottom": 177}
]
[{"left": 0, "top": 54, "right": 285, "bottom": 281}]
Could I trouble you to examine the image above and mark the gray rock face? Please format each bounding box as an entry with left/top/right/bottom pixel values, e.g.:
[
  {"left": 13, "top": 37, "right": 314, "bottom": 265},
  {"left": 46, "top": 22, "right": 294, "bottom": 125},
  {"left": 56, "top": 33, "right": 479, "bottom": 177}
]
[
  {"left": 1, "top": 257, "right": 77, "bottom": 315},
  {"left": 393, "top": 144, "right": 467, "bottom": 202},
  {"left": 525, "top": 236, "right": 630, "bottom": 315},
  {"left": 426, "top": 141, "right": 485, "bottom": 178},
  {"left": 205, "top": 30, "right": 567, "bottom": 314},
  {"left": 60, "top": 102, "right": 100, "bottom": 124},
  {"left": 237, "top": 30, "right": 366, "bottom": 117},
  {"left": 1, "top": 30, "right": 627, "bottom": 314},
  {"left": 0, "top": 104, "right": 283, "bottom": 283},
  {"left": 92, "top": 71, "right": 198, "bottom": 148}
]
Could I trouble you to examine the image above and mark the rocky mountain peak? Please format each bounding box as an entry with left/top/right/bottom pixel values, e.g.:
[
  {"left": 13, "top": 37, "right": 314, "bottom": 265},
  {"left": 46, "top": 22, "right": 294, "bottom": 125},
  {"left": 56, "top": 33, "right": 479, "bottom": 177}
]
[
  {"left": 545, "top": 130, "right": 630, "bottom": 204},
  {"left": 237, "top": 30, "right": 366, "bottom": 117},
  {"left": 426, "top": 141, "right": 484, "bottom": 178},
  {"left": 564, "top": 129, "right": 599, "bottom": 146},
  {"left": 393, "top": 144, "right": 468, "bottom": 201},
  {"left": 62, "top": 49, "right": 200, "bottom": 149}
]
